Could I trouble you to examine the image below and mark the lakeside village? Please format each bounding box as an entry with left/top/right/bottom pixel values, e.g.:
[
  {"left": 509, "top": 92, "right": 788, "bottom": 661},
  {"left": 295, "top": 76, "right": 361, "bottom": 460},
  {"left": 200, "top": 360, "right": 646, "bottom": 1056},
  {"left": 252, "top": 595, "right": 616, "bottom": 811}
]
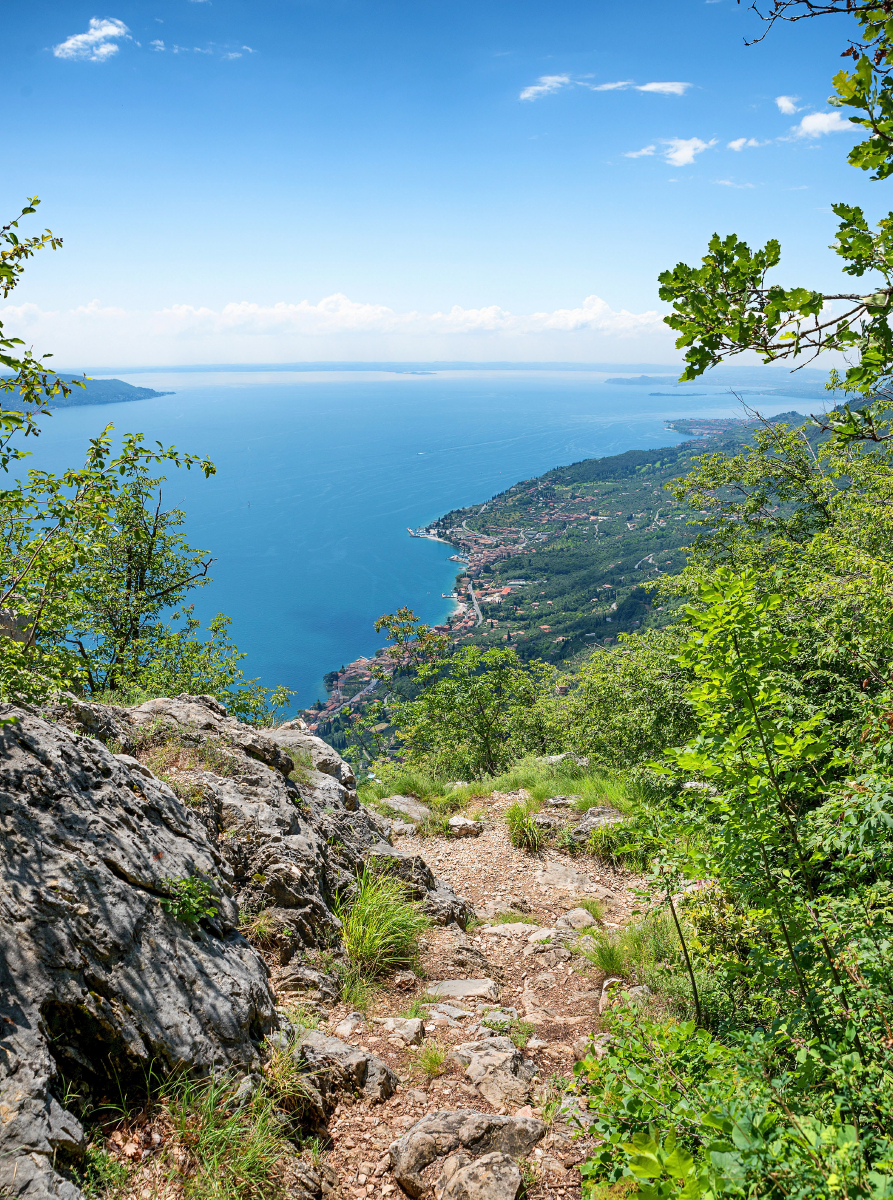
[{"left": 298, "top": 520, "right": 549, "bottom": 732}]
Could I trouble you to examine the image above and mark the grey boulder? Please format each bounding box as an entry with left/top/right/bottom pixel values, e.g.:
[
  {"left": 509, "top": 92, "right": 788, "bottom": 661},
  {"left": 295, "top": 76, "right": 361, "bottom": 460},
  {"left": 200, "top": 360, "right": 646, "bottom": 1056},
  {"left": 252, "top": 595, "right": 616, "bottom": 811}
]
[
  {"left": 451, "top": 1037, "right": 537, "bottom": 1109},
  {"left": 389, "top": 1109, "right": 544, "bottom": 1198},
  {"left": 439, "top": 1151, "right": 524, "bottom": 1200},
  {"left": 293, "top": 1029, "right": 398, "bottom": 1103},
  {"left": 0, "top": 705, "right": 277, "bottom": 1200}
]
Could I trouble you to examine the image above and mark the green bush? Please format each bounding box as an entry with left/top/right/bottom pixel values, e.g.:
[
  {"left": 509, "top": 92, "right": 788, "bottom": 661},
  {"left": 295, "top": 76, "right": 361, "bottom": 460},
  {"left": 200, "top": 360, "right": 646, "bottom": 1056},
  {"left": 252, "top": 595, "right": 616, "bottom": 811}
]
[{"left": 160, "top": 876, "right": 218, "bottom": 924}]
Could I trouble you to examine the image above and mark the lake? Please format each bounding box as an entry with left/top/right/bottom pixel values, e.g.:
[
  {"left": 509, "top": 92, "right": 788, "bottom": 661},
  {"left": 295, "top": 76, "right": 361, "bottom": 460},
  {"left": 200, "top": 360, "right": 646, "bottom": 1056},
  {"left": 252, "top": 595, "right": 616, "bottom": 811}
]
[{"left": 23, "top": 368, "right": 809, "bottom": 708}]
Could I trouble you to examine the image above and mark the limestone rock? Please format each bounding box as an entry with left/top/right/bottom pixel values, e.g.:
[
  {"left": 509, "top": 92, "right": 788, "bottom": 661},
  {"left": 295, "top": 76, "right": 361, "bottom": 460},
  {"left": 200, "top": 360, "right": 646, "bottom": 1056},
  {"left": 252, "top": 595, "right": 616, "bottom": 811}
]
[
  {"left": 0, "top": 705, "right": 277, "bottom": 1200},
  {"left": 558, "top": 907, "right": 597, "bottom": 930},
  {"left": 389, "top": 1109, "right": 545, "bottom": 1198},
  {"left": 440, "top": 1152, "right": 524, "bottom": 1200},
  {"left": 570, "top": 806, "right": 625, "bottom": 843},
  {"left": 448, "top": 815, "right": 483, "bottom": 837},
  {"left": 0, "top": 694, "right": 470, "bottom": 1197},
  {"left": 451, "top": 1037, "right": 537, "bottom": 1109},
  {"left": 481, "top": 923, "right": 541, "bottom": 939},
  {"left": 131, "top": 693, "right": 297, "bottom": 778},
  {"left": 381, "top": 795, "right": 431, "bottom": 823},
  {"left": 377, "top": 1016, "right": 424, "bottom": 1045},
  {"left": 292, "top": 1028, "right": 398, "bottom": 1103},
  {"left": 260, "top": 723, "right": 356, "bottom": 790},
  {"left": 334, "top": 1012, "right": 368, "bottom": 1039},
  {"left": 429, "top": 979, "right": 499, "bottom": 1001}
]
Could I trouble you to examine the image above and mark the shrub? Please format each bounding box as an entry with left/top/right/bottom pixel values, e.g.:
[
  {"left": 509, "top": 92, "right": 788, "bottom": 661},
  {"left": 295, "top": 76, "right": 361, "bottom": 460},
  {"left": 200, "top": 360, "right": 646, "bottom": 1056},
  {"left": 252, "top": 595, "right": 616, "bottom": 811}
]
[
  {"left": 160, "top": 876, "right": 218, "bottom": 924},
  {"left": 334, "top": 867, "right": 431, "bottom": 976}
]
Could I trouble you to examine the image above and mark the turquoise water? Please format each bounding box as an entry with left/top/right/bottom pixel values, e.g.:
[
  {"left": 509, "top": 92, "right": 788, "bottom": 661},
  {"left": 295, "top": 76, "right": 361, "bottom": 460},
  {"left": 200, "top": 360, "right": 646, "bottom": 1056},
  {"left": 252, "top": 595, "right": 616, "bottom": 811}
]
[{"left": 22, "top": 368, "right": 804, "bottom": 707}]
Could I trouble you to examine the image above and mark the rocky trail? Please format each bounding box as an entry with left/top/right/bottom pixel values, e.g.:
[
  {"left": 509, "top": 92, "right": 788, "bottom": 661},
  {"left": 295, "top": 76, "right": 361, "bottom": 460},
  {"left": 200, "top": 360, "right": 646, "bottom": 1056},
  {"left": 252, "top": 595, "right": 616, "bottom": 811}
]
[
  {"left": 302, "top": 790, "right": 641, "bottom": 1200},
  {"left": 0, "top": 695, "right": 637, "bottom": 1200}
]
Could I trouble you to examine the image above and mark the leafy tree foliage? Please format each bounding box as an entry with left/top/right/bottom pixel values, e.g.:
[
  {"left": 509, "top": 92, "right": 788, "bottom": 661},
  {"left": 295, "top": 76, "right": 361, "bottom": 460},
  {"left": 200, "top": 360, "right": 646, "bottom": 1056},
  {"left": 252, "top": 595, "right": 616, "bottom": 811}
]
[
  {"left": 657, "top": 4, "right": 893, "bottom": 393},
  {"left": 0, "top": 200, "right": 289, "bottom": 722}
]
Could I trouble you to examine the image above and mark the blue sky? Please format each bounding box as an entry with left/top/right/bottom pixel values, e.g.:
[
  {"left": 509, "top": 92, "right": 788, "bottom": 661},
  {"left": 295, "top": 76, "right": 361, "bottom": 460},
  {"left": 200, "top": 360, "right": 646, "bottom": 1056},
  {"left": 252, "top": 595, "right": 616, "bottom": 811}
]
[{"left": 1, "top": 0, "right": 880, "bottom": 364}]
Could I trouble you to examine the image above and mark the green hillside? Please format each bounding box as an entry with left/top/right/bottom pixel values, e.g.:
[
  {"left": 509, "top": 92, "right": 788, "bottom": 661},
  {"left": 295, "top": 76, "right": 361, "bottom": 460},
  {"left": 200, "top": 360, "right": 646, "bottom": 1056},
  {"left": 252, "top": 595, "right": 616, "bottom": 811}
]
[{"left": 428, "top": 411, "right": 809, "bottom": 663}]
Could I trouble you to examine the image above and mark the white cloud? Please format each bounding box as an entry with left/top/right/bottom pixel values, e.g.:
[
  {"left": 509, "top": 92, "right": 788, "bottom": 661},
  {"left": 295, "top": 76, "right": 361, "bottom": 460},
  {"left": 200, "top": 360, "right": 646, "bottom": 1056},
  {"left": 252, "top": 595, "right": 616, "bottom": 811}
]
[
  {"left": 520, "top": 74, "right": 570, "bottom": 101},
  {"left": 793, "top": 110, "right": 853, "bottom": 137},
  {"left": 222, "top": 51, "right": 242, "bottom": 60},
  {"left": 0, "top": 293, "right": 670, "bottom": 366},
  {"left": 624, "top": 144, "right": 657, "bottom": 158},
  {"left": 53, "top": 17, "right": 130, "bottom": 62},
  {"left": 715, "top": 179, "right": 755, "bottom": 188},
  {"left": 776, "top": 94, "right": 801, "bottom": 115},
  {"left": 637, "top": 81, "right": 691, "bottom": 95},
  {"left": 150, "top": 39, "right": 165, "bottom": 51},
  {"left": 523, "top": 76, "right": 690, "bottom": 100},
  {"left": 727, "top": 136, "right": 762, "bottom": 150},
  {"left": 662, "top": 136, "right": 716, "bottom": 165},
  {"left": 156, "top": 293, "right": 663, "bottom": 337}
]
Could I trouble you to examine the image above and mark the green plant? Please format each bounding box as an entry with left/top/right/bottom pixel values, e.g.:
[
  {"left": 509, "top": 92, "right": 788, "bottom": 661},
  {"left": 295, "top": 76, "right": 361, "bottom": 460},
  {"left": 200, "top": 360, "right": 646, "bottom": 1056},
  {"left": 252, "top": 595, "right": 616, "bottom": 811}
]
[
  {"left": 160, "top": 876, "right": 218, "bottom": 924},
  {"left": 580, "top": 932, "right": 626, "bottom": 977},
  {"left": 160, "top": 1072, "right": 290, "bottom": 1200},
  {"left": 490, "top": 911, "right": 541, "bottom": 926},
  {"left": 337, "top": 965, "right": 378, "bottom": 1015},
  {"left": 401, "top": 993, "right": 437, "bottom": 1019},
  {"left": 415, "top": 1038, "right": 447, "bottom": 1080},
  {"left": 279, "top": 1001, "right": 320, "bottom": 1032},
  {"left": 575, "top": 898, "right": 604, "bottom": 922},
  {"left": 509, "top": 1019, "right": 536, "bottom": 1049},
  {"left": 506, "top": 799, "right": 545, "bottom": 852},
  {"left": 334, "top": 866, "right": 431, "bottom": 975},
  {"left": 81, "top": 1141, "right": 132, "bottom": 1197},
  {"left": 262, "top": 1035, "right": 317, "bottom": 1116},
  {"left": 538, "top": 1074, "right": 572, "bottom": 1125},
  {"left": 240, "top": 907, "right": 293, "bottom": 952}
]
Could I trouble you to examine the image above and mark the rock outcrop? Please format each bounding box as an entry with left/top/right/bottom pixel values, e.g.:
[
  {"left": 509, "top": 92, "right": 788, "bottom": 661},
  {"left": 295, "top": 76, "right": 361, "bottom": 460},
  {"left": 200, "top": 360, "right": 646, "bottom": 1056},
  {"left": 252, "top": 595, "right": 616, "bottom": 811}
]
[
  {"left": 389, "top": 1109, "right": 544, "bottom": 1198},
  {"left": 0, "top": 694, "right": 470, "bottom": 1199}
]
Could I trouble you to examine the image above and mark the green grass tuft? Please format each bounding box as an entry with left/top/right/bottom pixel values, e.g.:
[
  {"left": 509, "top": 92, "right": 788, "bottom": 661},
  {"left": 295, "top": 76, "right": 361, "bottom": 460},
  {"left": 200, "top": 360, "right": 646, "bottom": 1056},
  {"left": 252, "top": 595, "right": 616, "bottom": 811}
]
[
  {"left": 415, "top": 1038, "right": 448, "bottom": 1079},
  {"left": 334, "top": 866, "right": 432, "bottom": 976},
  {"left": 506, "top": 798, "right": 545, "bottom": 851},
  {"left": 489, "top": 911, "right": 541, "bottom": 925}
]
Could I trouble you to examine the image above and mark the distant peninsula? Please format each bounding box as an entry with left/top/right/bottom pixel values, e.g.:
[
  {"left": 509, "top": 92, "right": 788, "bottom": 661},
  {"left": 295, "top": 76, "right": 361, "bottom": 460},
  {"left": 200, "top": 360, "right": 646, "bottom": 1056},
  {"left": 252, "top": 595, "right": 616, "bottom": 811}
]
[{"left": 1, "top": 376, "right": 173, "bottom": 409}]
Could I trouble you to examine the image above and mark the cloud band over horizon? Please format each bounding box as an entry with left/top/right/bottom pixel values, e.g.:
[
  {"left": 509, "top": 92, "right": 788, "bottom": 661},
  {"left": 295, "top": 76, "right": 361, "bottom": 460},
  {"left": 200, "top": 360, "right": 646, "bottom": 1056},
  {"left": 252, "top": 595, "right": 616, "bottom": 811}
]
[{"left": 1, "top": 292, "right": 672, "bottom": 365}]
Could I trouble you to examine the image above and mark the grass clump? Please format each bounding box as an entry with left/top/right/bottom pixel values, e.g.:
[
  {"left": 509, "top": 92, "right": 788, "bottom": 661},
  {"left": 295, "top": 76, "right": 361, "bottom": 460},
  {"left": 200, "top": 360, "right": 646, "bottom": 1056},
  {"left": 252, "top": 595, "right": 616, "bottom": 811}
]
[
  {"left": 580, "top": 931, "right": 626, "bottom": 976},
  {"left": 239, "top": 907, "right": 295, "bottom": 952},
  {"left": 159, "top": 1072, "right": 290, "bottom": 1199},
  {"left": 337, "top": 965, "right": 379, "bottom": 1015},
  {"left": 415, "top": 1039, "right": 448, "bottom": 1079},
  {"left": 490, "top": 911, "right": 541, "bottom": 925},
  {"left": 506, "top": 798, "right": 545, "bottom": 852},
  {"left": 334, "top": 865, "right": 432, "bottom": 975},
  {"left": 575, "top": 898, "right": 604, "bottom": 921},
  {"left": 401, "top": 993, "right": 437, "bottom": 1019},
  {"left": 262, "top": 1035, "right": 318, "bottom": 1116}
]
